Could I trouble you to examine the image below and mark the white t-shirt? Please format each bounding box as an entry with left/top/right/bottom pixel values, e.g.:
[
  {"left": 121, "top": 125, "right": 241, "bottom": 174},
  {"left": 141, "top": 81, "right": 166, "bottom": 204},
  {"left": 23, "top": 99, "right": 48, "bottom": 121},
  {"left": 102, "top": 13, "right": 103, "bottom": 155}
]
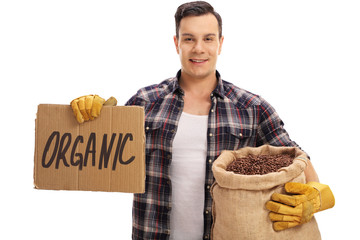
[{"left": 170, "top": 111, "right": 208, "bottom": 240}]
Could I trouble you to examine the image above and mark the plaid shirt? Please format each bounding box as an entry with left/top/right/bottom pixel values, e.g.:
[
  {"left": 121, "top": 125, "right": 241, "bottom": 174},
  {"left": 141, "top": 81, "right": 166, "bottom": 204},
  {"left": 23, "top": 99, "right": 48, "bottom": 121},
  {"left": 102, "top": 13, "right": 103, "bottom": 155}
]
[{"left": 125, "top": 70, "right": 300, "bottom": 240}]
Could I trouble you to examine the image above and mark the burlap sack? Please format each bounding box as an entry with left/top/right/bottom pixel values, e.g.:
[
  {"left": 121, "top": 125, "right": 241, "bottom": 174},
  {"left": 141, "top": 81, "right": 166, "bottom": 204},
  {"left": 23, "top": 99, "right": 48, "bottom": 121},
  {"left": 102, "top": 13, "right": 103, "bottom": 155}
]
[{"left": 211, "top": 145, "right": 321, "bottom": 240}]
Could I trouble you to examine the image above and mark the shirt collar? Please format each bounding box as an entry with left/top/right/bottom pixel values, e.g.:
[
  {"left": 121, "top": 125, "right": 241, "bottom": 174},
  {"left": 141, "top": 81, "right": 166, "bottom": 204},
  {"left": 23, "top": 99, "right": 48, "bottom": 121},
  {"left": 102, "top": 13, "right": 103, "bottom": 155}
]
[{"left": 171, "top": 70, "right": 225, "bottom": 99}]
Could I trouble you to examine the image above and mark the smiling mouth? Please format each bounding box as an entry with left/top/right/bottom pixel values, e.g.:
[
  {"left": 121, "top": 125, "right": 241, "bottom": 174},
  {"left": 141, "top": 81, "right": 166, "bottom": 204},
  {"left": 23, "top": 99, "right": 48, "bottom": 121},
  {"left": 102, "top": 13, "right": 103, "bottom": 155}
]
[{"left": 190, "top": 59, "right": 208, "bottom": 63}]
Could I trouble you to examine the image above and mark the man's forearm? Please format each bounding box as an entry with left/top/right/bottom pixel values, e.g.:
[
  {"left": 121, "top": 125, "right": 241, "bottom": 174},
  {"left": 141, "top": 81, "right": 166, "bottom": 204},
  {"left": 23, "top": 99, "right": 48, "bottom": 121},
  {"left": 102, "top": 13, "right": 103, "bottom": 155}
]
[{"left": 304, "top": 160, "right": 319, "bottom": 182}]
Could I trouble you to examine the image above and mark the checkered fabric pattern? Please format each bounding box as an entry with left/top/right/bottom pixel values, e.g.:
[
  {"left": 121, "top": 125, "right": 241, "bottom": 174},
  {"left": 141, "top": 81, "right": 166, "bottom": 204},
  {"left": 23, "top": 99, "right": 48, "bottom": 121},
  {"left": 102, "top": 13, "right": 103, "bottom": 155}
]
[{"left": 125, "top": 70, "right": 301, "bottom": 240}]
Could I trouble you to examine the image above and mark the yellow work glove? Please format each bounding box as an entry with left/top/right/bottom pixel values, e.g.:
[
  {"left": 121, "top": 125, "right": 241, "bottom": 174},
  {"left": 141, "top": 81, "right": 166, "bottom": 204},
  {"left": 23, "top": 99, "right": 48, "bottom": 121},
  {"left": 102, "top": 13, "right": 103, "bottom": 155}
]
[
  {"left": 70, "top": 95, "right": 117, "bottom": 123},
  {"left": 266, "top": 182, "right": 335, "bottom": 231}
]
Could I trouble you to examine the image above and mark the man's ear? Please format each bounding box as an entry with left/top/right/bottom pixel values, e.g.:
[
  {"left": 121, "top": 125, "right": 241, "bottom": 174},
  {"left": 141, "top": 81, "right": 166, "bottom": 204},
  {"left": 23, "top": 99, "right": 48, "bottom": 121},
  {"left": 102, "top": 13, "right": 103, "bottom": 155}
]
[
  {"left": 218, "top": 36, "right": 224, "bottom": 55},
  {"left": 173, "top": 35, "right": 179, "bottom": 54}
]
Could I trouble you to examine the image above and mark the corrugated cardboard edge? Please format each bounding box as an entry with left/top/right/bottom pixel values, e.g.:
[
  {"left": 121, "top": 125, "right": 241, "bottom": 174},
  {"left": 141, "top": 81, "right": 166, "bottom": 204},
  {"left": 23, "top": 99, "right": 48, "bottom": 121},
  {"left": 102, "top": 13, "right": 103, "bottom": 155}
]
[
  {"left": 33, "top": 105, "right": 39, "bottom": 189},
  {"left": 33, "top": 104, "right": 146, "bottom": 193},
  {"left": 139, "top": 106, "right": 146, "bottom": 193}
]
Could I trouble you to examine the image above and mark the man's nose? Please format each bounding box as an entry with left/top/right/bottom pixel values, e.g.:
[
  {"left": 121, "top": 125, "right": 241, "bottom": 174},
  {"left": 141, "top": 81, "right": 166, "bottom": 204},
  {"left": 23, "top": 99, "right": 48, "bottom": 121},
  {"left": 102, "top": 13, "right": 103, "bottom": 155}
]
[{"left": 192, "top": 40, "right": 205, "bottom": 54}]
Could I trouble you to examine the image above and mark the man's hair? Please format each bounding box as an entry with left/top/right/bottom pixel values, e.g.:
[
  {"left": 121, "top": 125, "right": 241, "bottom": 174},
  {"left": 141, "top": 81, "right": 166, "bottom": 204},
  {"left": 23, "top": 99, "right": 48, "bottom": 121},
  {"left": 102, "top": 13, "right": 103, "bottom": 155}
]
[{"left": 174, "top": 1, "right": 222, "bottom": 39}]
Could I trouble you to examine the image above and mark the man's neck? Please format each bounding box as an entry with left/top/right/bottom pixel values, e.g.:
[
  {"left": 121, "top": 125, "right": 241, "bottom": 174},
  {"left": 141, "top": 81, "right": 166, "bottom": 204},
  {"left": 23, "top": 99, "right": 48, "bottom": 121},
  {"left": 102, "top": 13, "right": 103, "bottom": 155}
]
[
  {"left": 179, "top": 70, "right": 218, "bottom": 115},
  {"left": 179, "top": 71, "right": 218, "bottom": 97}
]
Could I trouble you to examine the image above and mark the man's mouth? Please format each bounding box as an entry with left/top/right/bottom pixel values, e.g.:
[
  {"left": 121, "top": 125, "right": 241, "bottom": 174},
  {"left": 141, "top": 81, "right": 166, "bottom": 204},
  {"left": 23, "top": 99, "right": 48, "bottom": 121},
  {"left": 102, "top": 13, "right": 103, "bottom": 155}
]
[{"left": 190, "top": 59, "right": 208, "bottom": 63}]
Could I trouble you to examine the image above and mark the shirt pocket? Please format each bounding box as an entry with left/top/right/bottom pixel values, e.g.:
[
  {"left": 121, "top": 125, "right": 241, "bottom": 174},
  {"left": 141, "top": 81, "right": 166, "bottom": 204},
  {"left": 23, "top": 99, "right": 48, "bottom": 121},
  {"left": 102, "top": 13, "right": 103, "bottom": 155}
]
[
  {"left": 144, "top": 119, "right": 175, "bottom": 155},
  {"left": 144, "top": 120, "right": 165, "bottom": 155},
  {"left": 223, "top": 124, "right": 256, "bottom": 151}
]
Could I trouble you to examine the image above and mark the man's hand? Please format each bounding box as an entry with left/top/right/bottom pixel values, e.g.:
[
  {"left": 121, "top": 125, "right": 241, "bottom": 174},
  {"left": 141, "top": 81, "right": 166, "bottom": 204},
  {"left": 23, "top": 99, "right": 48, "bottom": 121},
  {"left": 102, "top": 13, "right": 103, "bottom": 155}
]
[
  {"left": 266, "top": 182, "right": 335, "bottom": 231},
  {"left": 70, "top": 95, "right": 117, "bottom": 123}
]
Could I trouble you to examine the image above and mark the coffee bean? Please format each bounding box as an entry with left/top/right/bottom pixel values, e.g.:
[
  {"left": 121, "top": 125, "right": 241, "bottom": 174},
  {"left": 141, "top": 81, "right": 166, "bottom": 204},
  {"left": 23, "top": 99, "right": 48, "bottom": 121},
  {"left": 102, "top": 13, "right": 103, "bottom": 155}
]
[{"left": 226, "top": 154, "right": 293, "bottom": 175}]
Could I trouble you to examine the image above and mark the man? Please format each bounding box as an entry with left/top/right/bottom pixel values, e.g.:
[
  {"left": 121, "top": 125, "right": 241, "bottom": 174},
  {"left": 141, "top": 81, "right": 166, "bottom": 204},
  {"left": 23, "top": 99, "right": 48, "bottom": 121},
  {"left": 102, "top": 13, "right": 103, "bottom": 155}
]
[{"left": 71, "top": 1, "right": 334, "bottom": 239}]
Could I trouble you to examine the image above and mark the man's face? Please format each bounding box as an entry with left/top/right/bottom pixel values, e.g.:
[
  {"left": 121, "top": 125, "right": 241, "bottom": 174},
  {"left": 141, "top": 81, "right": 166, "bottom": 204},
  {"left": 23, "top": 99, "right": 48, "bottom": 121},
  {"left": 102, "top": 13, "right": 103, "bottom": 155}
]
[{"left": 174, "top": 14, "right": 224, "bottom": 81}]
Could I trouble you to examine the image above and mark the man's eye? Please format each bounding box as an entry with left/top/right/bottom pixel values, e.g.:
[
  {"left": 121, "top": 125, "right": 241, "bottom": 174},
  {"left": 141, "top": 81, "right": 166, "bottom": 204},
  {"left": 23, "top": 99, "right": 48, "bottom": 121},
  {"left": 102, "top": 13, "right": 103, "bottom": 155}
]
[
  {"left": 185, "top": 38, "right": 193, "bottom": 41},
  {"left": 205, "top": 37, "right": 213, "bottom": 42}
]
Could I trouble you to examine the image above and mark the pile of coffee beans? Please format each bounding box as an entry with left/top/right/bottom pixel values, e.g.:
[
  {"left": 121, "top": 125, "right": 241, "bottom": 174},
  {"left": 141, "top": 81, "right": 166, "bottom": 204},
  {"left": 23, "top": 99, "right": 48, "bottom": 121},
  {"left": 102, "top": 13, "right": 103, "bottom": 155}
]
[{"left": 226, "top": 154, "right": 294, "bottom": 175}]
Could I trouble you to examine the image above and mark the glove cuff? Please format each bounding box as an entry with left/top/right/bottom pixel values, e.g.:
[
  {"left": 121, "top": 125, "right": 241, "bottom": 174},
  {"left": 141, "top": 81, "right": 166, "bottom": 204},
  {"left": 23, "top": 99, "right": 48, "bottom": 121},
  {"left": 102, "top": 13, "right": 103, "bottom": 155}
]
[
  {"left": 307, "top": 182, "right": 335, "bottom": 212},
  {"left": 104, "top": 96, "right": 117, "bottom": 106}
]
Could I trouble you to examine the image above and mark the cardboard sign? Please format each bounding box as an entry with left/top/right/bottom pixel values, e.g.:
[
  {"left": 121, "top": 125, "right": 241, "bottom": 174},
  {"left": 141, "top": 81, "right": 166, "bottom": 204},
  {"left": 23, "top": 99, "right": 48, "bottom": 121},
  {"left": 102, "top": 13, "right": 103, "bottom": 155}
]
[{"left": 34, "top": 104, "right": 145, "bottom": 193}]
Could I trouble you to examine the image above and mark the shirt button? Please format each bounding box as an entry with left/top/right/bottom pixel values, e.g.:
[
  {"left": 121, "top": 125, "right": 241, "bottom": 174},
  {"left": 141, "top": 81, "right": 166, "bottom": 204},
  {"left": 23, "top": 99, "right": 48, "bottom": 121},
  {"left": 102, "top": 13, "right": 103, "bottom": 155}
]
[
  {"left": 165, "top": 229, "right": 170, "bottom": 235},
  {"left": 210, "top": 93, "right": 214, "bottom": 97},
  {"left": 207, "top": 185, "right": 211, "bottom": 190},
  {"left": 204, "top": 234, "right": 209, "bottom": 239},
  {"left": 209, "top": 133, "right": 213, "bottom": 137},
  {"left": 211, "top": 109, "right": 214, "bottom": 113},
  {"left": 208, "top": 159, "right": 212, "bottom": 163},
  {"left": 239, "top": 133, "right": 243, "bottom": 137},
  {"left": 205, "top": 210, "right": 209, "bottom": 214},
  {"left": 145, "top": 126, "right": 149, "bottom": 131}
]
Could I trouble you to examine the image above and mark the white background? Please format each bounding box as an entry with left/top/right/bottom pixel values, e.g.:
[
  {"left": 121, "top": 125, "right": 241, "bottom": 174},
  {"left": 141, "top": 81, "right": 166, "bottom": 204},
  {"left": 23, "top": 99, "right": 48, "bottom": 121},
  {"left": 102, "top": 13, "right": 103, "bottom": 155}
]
[{"left": 1, "top": 0, "right": 359, "bottom": 239}]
